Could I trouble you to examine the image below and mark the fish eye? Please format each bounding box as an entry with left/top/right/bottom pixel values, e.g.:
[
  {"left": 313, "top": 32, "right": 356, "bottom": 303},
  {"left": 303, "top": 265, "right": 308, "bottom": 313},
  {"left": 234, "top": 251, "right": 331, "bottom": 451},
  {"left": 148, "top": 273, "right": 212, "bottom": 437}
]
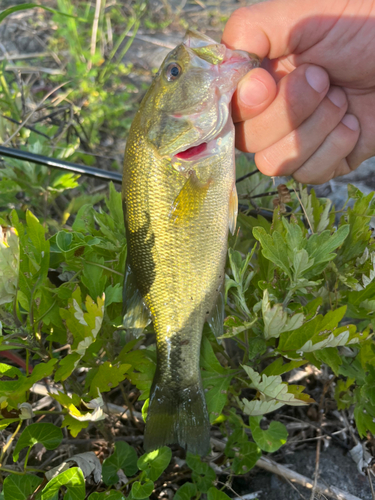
[{"left": 166, "top": 63, "right": 181, "bottom": 81}]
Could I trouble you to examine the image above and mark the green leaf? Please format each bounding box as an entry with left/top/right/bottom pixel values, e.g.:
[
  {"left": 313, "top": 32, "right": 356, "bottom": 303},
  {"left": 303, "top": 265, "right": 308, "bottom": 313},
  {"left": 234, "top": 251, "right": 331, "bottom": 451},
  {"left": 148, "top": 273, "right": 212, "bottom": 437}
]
[
  {"left": 173, "top": 483, "right": 197, "bottom": 500},
  {"left": 102, "top": 441, "right": 138, "bottom": 486},
  {"left": 186, "top": 453, "right": 215, "bottom": 493},
  {"left": 58, "top": 290, "right": 105, "bottom": 361},
  {"left": 262, "top": 289, "right": 304, "bottom": 340},
  {"left": 137, "top": 447, "right": 172, "bottom": 481},
  {"left": 82, "top": 254, "right": 107, "bottom": 299},
  {"left": 239, "top": 366, "right": 313, "bottom": 415},
  {"left": 55, "top": 353, "right": 81, "bottom": 382},
  {"left": 0, "top": 418, "right": 20, "bottom": 430},
  {"left": 105, "top": 283, "right": 123, "bottom": 307},
  {"left": 72, "top": 204, "right": 96, "bottom": 233},
  {"left": 0, "top": 227, "right": 19, "bottom": 305},
  {"left": 0, "top": 3, "right": 82, "bottom": 23},
  {"left": 119, "top": 349, "right": 156, "bottom": 400},
  {"left": 207, "top": 487, "right": 231, "bottom": 500},
  {"left": 41, "top": 467, "right": 85, "bottom": 500},
  {"left": 141, "top": 399, "right": 149, "bottom": 423},
  {"left": 88, "top": 492, "right": 125, "bottom": 500},
  {"left": 131, "top": 479, "right": 154, "bottom": 499},
  {"left": 300, "top": 188, "right": 333, "bottom": 233},
  {"left": 105, "top": 183, "right": 125, "bottom": 232},
  {"left": 89, "top": 361, "right": 131, "bottom": 397},
  {"left": 62, "top": 414, "right": 89, "bottom": 438},
  {"left": 0, "top": 363, "right": 25, "bottom": 395},
  {"left": 26, "top": 210, "right": 49, "bottom": 267},
  {"left": 354, "top": 404, "right": 375, "bottom": 437},
  {"left": 261, "top": 358, "right": 306, "bottom": 377},
  {"left": 201, "top": 336, "right": 234, "bottom": 423},
  {"left": 232, "top": 441, "right": 261, "bottom": 475},
  {"left": 249, "top": 416, "right": 288, "bottom": 452},
  {"left": 334, "top": 378, "right": 355, "bottom": 410},
  {"left": 222, "top": 316, "right": 257, "bottom": 339},
  {"left": 3, "top": 474, "right": 42, "bottom": 500},
  {"left": 253, "top": 227, "right": 291, "bottom": 278},
  {"left": 305, "top": 225, "right": 350, "bottom": 275},
  {"left": 277, "top": 307, "right": 364, "bottom": 354},
  {"left": 11, "top": 210, "right": 50, "bottom": 310},
  {"left": 27, "top": 359, "right": 58, "bottom": 387},
  {"left": 55, "top": 231, "right": 73, "bottom": 252},
  {"left": 13, "top": 422, "right": 63, "bottom": 461},
  {"left": 315, "top": 348, "right": 343, "bottom": 375}
]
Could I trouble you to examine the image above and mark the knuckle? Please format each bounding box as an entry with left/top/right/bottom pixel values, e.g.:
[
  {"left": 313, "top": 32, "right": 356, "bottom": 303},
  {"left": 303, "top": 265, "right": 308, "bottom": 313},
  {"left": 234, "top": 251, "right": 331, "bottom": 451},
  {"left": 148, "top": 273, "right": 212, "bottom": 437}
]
[
  {"left": 330, "top": 127, "right": 354, "bottom": 156},
  {"left": 225, "top": 8, "right": 252, "bottom": 36},
  {"left": 255, "top": 150, "right": 282, "bottom": 177}
]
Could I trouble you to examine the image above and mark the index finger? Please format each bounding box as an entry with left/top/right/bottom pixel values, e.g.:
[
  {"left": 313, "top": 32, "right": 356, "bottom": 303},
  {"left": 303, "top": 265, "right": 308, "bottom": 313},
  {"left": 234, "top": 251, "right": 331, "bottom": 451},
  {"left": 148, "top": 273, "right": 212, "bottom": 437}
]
[{"left": 221, "top": 0, "right": 329, "bottom": 60}]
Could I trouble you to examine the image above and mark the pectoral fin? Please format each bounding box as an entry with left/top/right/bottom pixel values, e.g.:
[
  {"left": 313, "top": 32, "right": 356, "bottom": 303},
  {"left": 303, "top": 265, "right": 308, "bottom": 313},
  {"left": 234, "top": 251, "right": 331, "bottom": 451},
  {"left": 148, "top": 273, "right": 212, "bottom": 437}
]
[
  {"left": 229, "top": 184, "right": 238, "bottom": 235},
  {"left": 169, "top": 170, "right": 211, "bottom": 224},
  {"left": 123, "top": 262, "right": 151, "bottom": 339}
]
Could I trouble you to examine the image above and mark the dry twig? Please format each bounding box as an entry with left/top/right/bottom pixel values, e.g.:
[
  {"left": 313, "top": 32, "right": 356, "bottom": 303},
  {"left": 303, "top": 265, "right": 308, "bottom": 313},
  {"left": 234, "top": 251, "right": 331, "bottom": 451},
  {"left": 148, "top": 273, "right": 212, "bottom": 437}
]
[
  {"left": 367, "top": 468, "right": 375, "bottom": 500},
  {"left": 210, "top": 439, "right": 363, "bottom": 500},
  {"left": 1, "top": 81, "right": 69, "bottom": 146},
  {"left": 310, "top": 429, "right": 322, "bottom": 500},
  {"left": 257, "top": 456, "right": 362, "bottom": 500}
]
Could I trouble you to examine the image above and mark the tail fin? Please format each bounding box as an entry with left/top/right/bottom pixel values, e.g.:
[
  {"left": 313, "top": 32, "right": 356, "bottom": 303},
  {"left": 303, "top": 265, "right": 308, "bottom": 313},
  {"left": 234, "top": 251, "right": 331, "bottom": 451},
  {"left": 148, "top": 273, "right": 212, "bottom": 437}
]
[{"left": 144, "top": 377, "right": 210, "bottom": 456}]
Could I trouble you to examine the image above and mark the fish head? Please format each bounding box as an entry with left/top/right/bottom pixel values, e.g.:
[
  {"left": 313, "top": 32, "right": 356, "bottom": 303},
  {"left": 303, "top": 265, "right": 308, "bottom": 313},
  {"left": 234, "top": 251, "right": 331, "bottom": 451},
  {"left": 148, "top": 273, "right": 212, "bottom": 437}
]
[{"left": 139, "top": 29, "right": 260, "bottom": 162}]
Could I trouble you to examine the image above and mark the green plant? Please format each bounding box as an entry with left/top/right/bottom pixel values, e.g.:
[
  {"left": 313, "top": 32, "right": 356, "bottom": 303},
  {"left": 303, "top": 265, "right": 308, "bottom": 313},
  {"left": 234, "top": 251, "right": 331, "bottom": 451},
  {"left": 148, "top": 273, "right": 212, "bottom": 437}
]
[
  {"left": 47, "top": 0, "right": 147, "bottom": 145},
  {"left": 0, "top": 175, "right": 374, "bottom": 497}
]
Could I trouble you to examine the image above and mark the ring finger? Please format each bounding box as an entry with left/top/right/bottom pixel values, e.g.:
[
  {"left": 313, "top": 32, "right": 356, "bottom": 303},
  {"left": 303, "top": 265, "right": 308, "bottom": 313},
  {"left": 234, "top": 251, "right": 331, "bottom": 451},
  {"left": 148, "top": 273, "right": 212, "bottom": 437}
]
[{"left": 254, "top": 86, "right": 349, "bottom": 177}]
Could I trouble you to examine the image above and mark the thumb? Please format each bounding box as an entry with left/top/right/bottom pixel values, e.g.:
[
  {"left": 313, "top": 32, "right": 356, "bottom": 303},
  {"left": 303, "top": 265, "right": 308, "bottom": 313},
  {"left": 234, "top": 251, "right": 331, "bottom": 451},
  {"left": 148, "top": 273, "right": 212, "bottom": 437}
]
[{"left": 232, "top": 67, "right": 277, "bottom": 123}]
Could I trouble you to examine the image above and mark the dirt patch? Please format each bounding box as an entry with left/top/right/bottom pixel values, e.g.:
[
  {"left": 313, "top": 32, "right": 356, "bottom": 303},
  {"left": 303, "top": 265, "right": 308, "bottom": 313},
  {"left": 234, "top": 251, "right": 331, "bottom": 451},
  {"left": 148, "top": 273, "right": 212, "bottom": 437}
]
[{"left": 235, "top": 445, "right": 372, "bottom": 500}]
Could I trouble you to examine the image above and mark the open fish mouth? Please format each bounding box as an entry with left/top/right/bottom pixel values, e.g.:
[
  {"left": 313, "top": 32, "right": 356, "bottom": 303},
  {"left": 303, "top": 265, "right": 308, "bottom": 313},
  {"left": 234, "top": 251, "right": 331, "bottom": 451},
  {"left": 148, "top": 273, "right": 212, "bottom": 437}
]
[
  {"left": 171, "top": 105, "right": 233, "bottom": 170},
  {"left": 175, "top": 142, "right": 208, "bottom": 160},
  {"left": 171, "top": 136, "right": 222, "bottom": 169}
]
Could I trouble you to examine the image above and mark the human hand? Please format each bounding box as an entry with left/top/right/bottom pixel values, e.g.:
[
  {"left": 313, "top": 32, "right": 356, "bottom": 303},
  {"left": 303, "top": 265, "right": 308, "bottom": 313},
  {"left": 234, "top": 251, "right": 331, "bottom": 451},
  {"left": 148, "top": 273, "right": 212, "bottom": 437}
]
[{"left": 222, "top": 0, "right": 375, "bottom": 184}]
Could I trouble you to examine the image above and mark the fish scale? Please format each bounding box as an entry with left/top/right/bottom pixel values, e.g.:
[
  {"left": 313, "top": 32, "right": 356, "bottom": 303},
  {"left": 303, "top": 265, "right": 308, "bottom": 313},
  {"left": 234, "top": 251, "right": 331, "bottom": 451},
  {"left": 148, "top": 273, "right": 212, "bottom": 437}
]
[{"left": 122, "top": 29, "right": 259, "bottom": 455}]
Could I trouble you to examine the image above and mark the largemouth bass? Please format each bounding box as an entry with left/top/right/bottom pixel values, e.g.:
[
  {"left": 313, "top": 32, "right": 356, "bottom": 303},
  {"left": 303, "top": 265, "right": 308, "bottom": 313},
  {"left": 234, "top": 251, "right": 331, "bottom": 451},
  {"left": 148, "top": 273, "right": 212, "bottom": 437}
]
[{"left": 122, "top": 30, "right": 259, "bottom": 455}]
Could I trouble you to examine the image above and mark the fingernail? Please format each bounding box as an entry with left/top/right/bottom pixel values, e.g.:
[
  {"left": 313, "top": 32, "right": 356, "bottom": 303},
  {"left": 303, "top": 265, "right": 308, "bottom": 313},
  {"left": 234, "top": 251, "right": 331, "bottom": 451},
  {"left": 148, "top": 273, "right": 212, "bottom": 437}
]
[
  {"left": 341, "top": 114, "right": 359, "bottom": 131},
  {"left": 327, "top": 87, "right": 346, "bottom": 107},
  {"left": 305, "top": 66, "right": 329, "bottom": 93},
  {"left": 238, "top": 77, "right": 269, "bottom": 107}
]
